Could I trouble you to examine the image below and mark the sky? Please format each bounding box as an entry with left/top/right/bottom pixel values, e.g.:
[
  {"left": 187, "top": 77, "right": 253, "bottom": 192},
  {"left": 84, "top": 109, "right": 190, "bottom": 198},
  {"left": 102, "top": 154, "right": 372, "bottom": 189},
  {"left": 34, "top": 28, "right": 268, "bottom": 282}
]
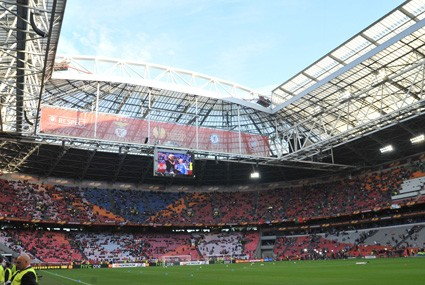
[{"left": 57, "top": 0, "right": 405, "bottom": 92}]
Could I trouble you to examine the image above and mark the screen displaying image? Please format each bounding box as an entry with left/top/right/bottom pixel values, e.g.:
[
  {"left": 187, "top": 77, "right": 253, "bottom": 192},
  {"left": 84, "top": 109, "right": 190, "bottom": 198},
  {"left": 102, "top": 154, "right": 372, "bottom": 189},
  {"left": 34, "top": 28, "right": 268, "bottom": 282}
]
[{"left": 154, "top": 148, "right": 194, "bottom": 177}]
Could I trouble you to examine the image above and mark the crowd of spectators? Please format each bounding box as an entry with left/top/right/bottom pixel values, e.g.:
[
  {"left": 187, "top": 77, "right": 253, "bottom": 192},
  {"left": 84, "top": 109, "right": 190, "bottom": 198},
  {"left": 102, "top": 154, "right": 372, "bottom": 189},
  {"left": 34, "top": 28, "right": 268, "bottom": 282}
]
[
  {"left": 1, "top": 225, "right": 421, "bottom": 264},
  {"left": 0, "top": 161, "right": 423, "bottom": 226},
  {"left": 83, "top": 188, "right": 183, "bottom": 223},
  {"left": 0, "top": 230, "right": 257, "bottom": 264},
  {"left": 0, "top": 179, "right": 123, "bottom": 223},
  {"left": 273, "top": 224, "right": 425, "bottom": 260},
  {"left": 149, "top": 165, "right": 417, "bottom": 225},
  {"left": 149, "top": 193, "right": 215, "bottom": 225},
  {"left": 195, "top": 233, "right": 245, "bottom": 258},
  {"left": 0, "top": 229, "right": 83, "bottom": 263}
]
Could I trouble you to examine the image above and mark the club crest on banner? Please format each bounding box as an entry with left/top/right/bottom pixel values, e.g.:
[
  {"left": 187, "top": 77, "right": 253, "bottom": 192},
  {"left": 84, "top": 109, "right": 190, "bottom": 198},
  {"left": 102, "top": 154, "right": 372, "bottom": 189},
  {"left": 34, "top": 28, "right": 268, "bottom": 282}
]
[
  {"left": 210, "top": 134, "right": 219, "bottom": 144},
  {"left": 249, "top": 139, "right": 258, "bottom": 149},
  {"left": 114, "top": 121, "right": 128, "bottom": 138},
  {"left": 152, "top": 127, "right": 167, "bottom": 140}
]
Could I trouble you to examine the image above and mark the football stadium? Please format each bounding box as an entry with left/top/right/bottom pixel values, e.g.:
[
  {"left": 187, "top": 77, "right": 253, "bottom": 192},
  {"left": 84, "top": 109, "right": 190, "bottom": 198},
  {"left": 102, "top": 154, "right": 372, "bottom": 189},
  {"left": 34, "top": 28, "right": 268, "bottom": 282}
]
[{"left": 0, "top": 0, "right": 425, "bottom": 284}]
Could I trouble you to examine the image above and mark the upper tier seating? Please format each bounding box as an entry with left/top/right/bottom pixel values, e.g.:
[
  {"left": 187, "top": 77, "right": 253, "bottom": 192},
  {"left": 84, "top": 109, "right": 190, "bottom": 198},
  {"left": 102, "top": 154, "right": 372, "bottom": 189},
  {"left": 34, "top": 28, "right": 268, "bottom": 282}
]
[{"left": 0, "top": 160, "right": 423, "bottom": 226}]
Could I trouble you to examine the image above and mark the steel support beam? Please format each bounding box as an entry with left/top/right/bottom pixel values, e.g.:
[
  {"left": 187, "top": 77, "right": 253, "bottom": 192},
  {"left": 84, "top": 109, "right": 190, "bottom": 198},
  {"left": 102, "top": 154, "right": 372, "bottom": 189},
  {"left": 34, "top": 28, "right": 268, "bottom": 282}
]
[
  {"left": 278, "top": 56, "right": 425, "bottom": 160},
  {"left": 112, "top": 152, "right": 127, "bottom": 182},
  {"left": 16, "top": 0, "right": 29, "bottom": 133},
  {"left": 139, "top": 156, "right": 152, "bottom": 184},
  {"left": 80, "top": 149, "right": 96, "bottom": 180},
  {"left": 44, "top": 146, "right": 68, "bottom": 177},
  {"left": 7, "top": 144, "right": 40, "bottom": 172}
]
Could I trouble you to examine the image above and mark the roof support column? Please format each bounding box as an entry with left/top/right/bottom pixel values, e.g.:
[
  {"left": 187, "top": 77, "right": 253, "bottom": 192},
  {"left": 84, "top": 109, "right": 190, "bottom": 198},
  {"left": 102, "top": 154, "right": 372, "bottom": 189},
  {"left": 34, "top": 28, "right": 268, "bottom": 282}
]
[
  {"left": 94, "top": 82, "right": 100, "bottom": 137},
  {"left": 238, "top": 106, "right": 242, "bottom": 154},
  {"left": 195, "top": 97, "right": 199, "bottom": 149},
  {"left": 16, "top": 0, "right": 29, "bottom": 133}
]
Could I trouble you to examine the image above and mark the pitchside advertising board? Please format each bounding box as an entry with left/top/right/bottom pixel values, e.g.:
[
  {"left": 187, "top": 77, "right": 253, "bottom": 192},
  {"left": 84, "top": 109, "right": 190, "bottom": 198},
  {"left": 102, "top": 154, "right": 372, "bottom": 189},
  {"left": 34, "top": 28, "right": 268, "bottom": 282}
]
[
  {"left": 179, "top": 261, "right": 209, "bottom": 266},
  {"left": 33, "top": 263, "right": 145, "bottom": 270},
  {"left": 110, "top": 263, "right": 148, "bottom": 268},
  {"left": 39, "top": 106, "right": 270, "bottom": 156}
]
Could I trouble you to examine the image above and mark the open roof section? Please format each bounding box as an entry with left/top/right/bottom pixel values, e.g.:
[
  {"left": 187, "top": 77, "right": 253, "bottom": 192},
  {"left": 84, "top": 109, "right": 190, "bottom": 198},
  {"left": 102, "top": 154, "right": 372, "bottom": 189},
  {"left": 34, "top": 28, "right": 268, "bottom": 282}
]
[{"left": 272, "top": 0, "right": 425, "bottom": 160}]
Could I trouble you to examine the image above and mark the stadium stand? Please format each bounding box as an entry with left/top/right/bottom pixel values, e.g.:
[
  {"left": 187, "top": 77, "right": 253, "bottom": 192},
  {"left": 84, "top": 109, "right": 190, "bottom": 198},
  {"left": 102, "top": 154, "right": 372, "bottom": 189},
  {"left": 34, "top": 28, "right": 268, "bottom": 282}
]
[
  {"left": 0, "top": 230, "right": 257, "bottom": 263},
  {"left": 73, "top": 232, "right": 145, "bottom": 263},
  {"left": 0, "top": 229, "right": 82, "bottom": 263},
  {"left": 0, "top": 179, "right": 124, "bottom": 223},
  {"left": 149, "top": 192, "right": 216, "bottom": 225},
  {"left": 244, "top": 233, "right": 261, "bottom": 259},
  {"left": 0, "top": 158, "right": 424, "bottom": 265},
  {"left": 195, "top": 233, "right": 245, "bottom": 259},
  {"left": 83, "top": 188, "right": 184, "bottom": 223},
  {"left": 273, "top": 223, "right": 425, "bottom": 260},
  {"left": 0, "top": 160, "right": 424, "bottom": 226}
]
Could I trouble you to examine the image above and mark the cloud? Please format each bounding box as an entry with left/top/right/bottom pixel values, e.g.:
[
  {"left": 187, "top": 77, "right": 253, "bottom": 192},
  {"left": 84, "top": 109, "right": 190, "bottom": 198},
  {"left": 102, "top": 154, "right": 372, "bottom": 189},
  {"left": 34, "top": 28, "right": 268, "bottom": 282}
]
[
  {"left": 58, "top": 19, "right": 182, "bottom": 69},
  {"left": 56, "top": 36, "right": 81, "bottom": 56}
]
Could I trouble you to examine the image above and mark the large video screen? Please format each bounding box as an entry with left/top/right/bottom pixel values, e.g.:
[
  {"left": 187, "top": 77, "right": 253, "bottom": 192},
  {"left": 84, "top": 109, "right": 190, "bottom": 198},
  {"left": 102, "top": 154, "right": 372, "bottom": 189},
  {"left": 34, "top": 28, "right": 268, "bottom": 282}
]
[{"left": 154, "top": 148, "right": 194, "bottom": 177}]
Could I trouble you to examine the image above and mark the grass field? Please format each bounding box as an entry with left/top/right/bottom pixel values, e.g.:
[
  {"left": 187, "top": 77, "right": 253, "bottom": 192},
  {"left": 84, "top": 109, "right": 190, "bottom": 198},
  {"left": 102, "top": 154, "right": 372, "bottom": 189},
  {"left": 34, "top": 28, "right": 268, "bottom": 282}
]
[{"left": 40, "top": 258, "right": 425, "bottom": 285}]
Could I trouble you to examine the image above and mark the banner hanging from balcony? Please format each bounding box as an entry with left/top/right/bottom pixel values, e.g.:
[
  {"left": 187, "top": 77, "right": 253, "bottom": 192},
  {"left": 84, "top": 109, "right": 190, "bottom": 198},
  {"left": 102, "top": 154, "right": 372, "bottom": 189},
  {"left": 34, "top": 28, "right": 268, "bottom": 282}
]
[{"left": 39, "top": 106, "right": 270, "bottom": 156}]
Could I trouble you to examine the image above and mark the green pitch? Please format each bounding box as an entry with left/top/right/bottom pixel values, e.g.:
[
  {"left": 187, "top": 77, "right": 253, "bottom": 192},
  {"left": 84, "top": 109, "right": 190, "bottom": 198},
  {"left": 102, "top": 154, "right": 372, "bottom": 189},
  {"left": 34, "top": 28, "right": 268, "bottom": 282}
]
[{"left": 40, "top": 258, "right": 425, "bottom": 285}]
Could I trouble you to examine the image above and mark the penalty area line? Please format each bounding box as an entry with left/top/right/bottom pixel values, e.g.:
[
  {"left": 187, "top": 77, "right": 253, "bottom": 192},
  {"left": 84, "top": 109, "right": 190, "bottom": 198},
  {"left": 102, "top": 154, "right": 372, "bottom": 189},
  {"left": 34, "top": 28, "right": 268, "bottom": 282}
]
[{"left": 43, "top": 271, "right": 93, "bottom": 285}]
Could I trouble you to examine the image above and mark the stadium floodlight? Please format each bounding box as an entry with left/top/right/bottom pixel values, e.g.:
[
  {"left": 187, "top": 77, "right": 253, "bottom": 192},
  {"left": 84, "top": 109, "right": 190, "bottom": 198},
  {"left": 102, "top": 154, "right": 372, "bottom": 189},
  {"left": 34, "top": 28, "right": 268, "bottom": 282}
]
[
  {"left": 410, "top": 134, "right": 424, "bottom": 144},
  {"left": 379, "top": 145, "right": 393, "bottom": 153},
  {"left": 250, "top": 171, "right": 260, "bottom": 179}
]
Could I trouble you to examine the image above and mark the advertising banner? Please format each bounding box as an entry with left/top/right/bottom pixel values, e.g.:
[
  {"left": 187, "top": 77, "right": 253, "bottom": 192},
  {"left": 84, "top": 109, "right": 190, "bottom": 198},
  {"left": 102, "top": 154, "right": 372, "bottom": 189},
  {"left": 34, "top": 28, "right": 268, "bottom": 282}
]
[
  {"left": 40, "top": 106, "right": 270, "bottom": 156},
  {"left": 72, "top": 264, "right": 109, "bottom": 269},
  {"left": 34, "top": 264, "right": 71, "bottom": 270},
  {"left": 235, "top": 259, "right": 264, "bottom": 263},
  {"left": 110, "top": 263, "right": 148, "bottom": 268},
  {"left": 179, "top": 261, "right": 209, "bottom": 266}
]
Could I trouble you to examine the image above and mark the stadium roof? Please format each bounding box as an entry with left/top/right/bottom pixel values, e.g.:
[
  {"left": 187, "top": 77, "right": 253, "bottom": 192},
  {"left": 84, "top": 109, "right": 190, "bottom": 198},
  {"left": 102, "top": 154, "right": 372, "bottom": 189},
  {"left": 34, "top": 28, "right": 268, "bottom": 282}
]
[
  {"left": 40, "top": 0, "right": 425, "bottom": 162},
  {"left": 43, "top": 55, "right": 277, "bottom": 144},
  {"left": 272, "top": 0, "right": 425, "bottom": 160},
  {"left": 0, "top": 0, "right": 424, "bottom": 185}
]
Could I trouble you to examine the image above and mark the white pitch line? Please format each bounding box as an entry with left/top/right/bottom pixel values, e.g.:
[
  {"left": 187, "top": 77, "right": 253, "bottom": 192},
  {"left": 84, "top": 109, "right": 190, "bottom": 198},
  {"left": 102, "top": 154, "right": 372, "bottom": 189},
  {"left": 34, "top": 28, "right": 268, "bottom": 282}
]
[{"left": 43, "top": 271, "right": 93, "bottom": 285}]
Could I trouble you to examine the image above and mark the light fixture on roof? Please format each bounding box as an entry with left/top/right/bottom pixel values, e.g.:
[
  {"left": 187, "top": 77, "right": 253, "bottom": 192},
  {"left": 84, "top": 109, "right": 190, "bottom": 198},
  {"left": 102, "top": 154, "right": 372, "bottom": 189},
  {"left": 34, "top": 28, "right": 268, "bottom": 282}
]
[
  {"left": 410, "top": 134, "right": 424, "bottom": 144},
  {"left": 250, "top": 162, "right": 260, "bottom": 179},
  {"left": 250, "top": 171, "right": 260, "bottom": 179},
  {"left": 380, "top": 145, "right": 393, "bottom": 154}
]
